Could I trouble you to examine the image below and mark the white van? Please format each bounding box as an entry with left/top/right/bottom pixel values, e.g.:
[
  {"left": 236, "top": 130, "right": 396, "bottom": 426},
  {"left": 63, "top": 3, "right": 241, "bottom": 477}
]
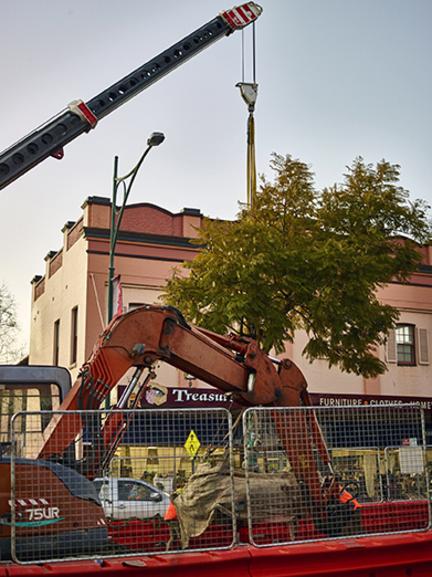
[{"left": 94, "top": 477, "right": 170, "bottom": 520}]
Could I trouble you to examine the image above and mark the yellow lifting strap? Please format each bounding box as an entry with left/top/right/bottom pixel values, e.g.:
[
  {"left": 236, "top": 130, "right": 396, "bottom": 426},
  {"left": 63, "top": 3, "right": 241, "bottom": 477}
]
[
  {"left": 247, "top": 107, "right": 257, "bottom": 207},
  {"left": 237, "top": 83, "right": 258, "bottom": 207},
  {"left": 237, "top": 22, "right": 258, "bottom": 208}
]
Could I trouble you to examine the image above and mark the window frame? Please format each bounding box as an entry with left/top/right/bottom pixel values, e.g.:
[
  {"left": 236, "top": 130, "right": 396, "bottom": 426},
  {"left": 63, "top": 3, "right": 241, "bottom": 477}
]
[
  {"left": 395, "top": 323, "right": 416, "bottom": 367},
  {"left": 127, "top": 303, "right": 145, "bottom": 312},
  {"left": 53, "top": 319, "right": 60, "bottom": 365},
  {"left": 70, "top": 306, "right": 78, "bottom": 366}
]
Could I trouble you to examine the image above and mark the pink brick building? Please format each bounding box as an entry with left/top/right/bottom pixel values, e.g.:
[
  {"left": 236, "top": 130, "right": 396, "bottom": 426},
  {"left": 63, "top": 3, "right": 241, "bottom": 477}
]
[{"left": 29, "top": 197, "right": 432, "bottom": 418}]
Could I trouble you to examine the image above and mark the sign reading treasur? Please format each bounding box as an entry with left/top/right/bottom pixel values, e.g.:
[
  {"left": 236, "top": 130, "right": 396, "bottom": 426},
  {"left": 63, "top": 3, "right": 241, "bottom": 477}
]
[{"left": 135, "top": 383, "right": 236, "bottom": 409}]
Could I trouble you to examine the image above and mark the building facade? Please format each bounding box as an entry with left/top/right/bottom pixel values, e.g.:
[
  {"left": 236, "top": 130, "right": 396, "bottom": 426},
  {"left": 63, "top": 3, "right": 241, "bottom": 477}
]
[
  {"left": 29, "top": 196, "right": 432, "bottom": 405},
  {"left": 30, "top": 197, "right": 202, "bottom": 386}
]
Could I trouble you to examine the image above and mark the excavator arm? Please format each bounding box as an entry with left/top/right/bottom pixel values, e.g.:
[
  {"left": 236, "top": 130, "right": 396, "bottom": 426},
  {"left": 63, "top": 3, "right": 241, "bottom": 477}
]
[{"left": 38, "top": 305, "right": 335, "bottom": 509}]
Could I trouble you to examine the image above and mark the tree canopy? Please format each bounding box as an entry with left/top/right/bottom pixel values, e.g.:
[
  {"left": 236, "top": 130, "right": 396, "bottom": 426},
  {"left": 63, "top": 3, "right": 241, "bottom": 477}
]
[
  {"left": 164, "top": 155, "right": 431, "bottom": 377},
  {"left": 0, "top": 283, "right": 22, "bottom": 363}
]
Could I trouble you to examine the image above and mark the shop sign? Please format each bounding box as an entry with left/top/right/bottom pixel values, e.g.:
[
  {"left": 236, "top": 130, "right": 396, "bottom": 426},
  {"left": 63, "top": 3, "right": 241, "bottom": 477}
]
[
  {"left": 119, "top": 383, "right": 238, "bottom": 409},
  {"left": 310, "top": 393, "right": 432, "bottom": 412},
  {"left": 118, "top": 384, "right": 432, "bottom": 412}
]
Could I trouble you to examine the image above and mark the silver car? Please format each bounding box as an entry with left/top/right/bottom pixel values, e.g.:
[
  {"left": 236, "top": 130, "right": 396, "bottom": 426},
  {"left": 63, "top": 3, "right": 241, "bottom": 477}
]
[{"left": 94, "top": 477, "right": 170, "bottom": 520}]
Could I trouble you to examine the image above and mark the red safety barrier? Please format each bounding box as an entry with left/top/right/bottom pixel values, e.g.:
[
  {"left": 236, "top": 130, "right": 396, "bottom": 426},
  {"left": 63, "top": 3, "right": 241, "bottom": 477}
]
[
  {"left": 2, "top": 502, "right": 432, "bottom": 577},
  {"left": 3, "top": 532, "right": 432, "bottom": 577}
]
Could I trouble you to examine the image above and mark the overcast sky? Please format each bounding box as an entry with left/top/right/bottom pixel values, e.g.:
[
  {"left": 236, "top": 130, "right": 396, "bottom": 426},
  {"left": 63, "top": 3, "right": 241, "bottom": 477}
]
[{"left": 1, "top": 0, "right": 431, "bottom": 348}]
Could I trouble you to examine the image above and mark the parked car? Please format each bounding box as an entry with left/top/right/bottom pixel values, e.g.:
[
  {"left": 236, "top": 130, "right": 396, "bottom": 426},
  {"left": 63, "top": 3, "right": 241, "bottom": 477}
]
[{"left": 94, "top": 477, "right": 170, "bottom": 520}]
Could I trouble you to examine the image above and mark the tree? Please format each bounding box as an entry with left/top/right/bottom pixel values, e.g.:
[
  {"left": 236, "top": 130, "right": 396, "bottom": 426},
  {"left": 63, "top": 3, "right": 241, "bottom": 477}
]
[
  {"left": 0, "top": 283, "right": 22, "bottom": 363},
  {"left": 164, "top": 155, "right": 431, "bottom": 377}
]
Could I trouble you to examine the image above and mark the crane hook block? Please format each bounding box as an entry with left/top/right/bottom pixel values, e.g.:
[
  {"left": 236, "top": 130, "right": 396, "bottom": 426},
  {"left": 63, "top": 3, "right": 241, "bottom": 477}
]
[
  {"left": 220, "top": 3, "right": 263, "bottom": 31},
  {"left": 237, "top": 82, "right": 258, "bottom": 113}
]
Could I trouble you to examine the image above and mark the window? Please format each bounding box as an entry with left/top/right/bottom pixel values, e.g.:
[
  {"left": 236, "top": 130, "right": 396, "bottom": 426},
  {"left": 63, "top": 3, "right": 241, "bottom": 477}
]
[
  {"left": 94, "top": 480, "right": 112, "bottom": 501},
  {"left": 0, "top": 384, "right": 61, "bottom": 456},
  {"left": 118, "top": 480, "right": 152, "bottom": 501},
  {"left": 70, "top": 306, "right": 78, "bottom": 365},
  {"left": 386, "top": 326, "right": 430, "bottom": 366},
  {"left": 395, "top": 324, "right": 416, "bottom": 366},
  {"left": 128, "top": 303, "right": 145, "bottom": 312},
  {"left": 53, "top": 319, "right": 60, "bottom": 365}
]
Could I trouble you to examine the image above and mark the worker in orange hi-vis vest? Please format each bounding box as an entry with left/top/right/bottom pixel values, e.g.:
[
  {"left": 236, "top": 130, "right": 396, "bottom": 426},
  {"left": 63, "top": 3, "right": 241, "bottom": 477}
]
[
  {"left": 165, "top": 498, "right": 180, "bottom": 551},
  {"left": 339, "top": 488, "right": 362, "bottom": 510},
  {"left": 164, "top": 500, "right": 177, "bottom": 521}
]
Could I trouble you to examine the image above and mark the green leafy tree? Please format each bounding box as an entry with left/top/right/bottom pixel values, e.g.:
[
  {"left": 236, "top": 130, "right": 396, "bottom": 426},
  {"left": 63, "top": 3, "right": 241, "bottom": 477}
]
[
  {"left": 164, "top": 155, "right": 431, "bottom": 377},
  {"left": 0, "top": 283, "right": 22, "bottom": 363}
]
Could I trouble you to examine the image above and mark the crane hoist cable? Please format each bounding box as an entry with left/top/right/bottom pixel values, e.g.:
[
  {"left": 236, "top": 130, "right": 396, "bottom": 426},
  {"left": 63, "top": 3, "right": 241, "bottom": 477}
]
[{"left": 237, "top": 21, "right": 258, "bottom": 208}]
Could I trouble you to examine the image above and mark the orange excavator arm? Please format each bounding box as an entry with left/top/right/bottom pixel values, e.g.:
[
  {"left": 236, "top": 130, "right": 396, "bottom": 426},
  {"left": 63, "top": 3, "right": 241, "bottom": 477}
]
[{"left": 38, "top": 305, "right": 334, "bottom": 507}]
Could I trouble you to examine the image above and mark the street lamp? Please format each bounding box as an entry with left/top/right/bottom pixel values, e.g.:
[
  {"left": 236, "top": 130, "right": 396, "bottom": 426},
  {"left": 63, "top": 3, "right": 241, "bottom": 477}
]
[{"left": 107, "top": 132, "right": 165, "bottom": 322}]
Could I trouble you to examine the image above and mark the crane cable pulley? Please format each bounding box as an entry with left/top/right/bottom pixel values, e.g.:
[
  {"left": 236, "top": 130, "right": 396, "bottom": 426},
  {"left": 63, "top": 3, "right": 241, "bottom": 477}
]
[{"left": 237, "top": 21, "right": 258, "bottom": 208}]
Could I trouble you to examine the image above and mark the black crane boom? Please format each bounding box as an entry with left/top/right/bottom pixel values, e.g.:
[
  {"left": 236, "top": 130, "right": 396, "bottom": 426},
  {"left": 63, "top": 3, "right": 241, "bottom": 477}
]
[{"left": 0, "top": 3, "right": 262, "bottom": 190}]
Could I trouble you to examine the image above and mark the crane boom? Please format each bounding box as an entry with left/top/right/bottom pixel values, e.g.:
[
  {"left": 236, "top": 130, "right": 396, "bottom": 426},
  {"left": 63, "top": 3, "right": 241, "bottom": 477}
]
[{"left": 0, "top": 3, "right": 262, "bottom": 190}]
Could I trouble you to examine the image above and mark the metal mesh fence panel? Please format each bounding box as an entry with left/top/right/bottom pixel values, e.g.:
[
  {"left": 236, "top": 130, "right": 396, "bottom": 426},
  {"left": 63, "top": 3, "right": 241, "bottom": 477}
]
[
  {"left": 8, "top": 408, "right": 234, "bottom": 563},
  {"left": 329, "top": 448, "right": 383, "bottom": 502},
  {"left": 242, "top": 405, "right": 431, "bottom": 547},
  {"left": 4, "top": 403, "right": 432, "bottom": 562}
]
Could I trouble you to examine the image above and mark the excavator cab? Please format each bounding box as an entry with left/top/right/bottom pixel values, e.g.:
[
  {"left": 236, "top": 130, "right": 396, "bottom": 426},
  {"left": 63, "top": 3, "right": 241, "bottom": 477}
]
[
  {"left": 0, "top": 365, "right": 109, "bottom": 561},
  {"left": 0, "top": 366, "right": 70, "bottom": 457}
]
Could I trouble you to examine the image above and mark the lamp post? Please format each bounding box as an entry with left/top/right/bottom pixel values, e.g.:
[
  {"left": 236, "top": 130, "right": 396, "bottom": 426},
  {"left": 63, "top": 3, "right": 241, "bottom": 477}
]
[{"left": 107, "top": 132, "right": 165, "bottom": 323}]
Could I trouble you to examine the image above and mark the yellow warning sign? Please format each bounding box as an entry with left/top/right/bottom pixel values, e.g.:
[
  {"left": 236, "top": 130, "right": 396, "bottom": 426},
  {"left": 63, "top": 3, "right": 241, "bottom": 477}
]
[{"left": 184, "top": 430, "right": 201, "bottom": 458}]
